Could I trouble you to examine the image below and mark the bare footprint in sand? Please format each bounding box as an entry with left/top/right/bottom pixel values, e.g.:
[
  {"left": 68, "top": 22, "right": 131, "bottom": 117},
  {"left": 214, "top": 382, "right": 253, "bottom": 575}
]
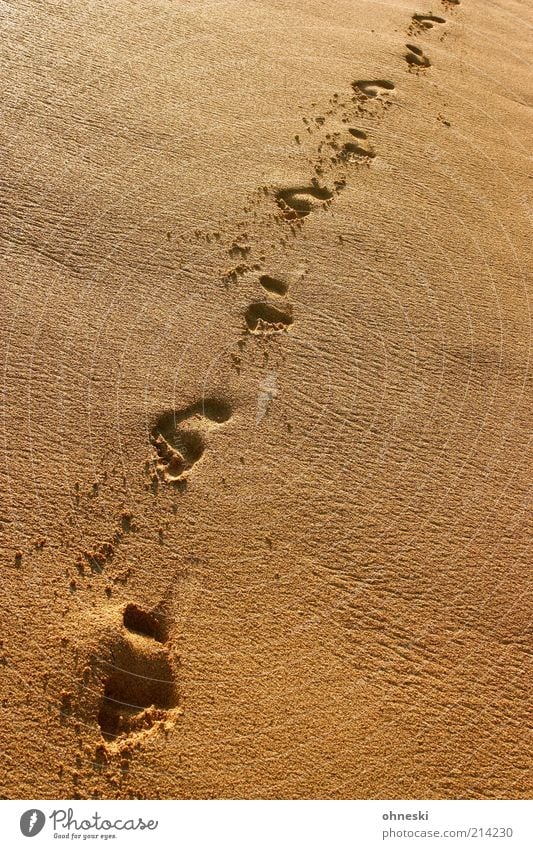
[
  {"left": 275, "top": 184, "right": 334, "bottom": 219},
  {"left": 150, "top": 399, "right": 232, "bottom": 483},
  {"left": 405, "top": 44, "right": 431, "bottom": 68},
  {"left": 64, "top": 603, "right": 180, "bottom": 750},
  {"left": 352, "top": 79, "right": 395, "bottom": 98},
  {"left": 96, "top": 604, "right": 178, "bottom": 743},
  {"left": 245, "top": 301, "right": 293, "bottom": 335},
  {"left": 341, "top": 128, "right": 376, "bottom": 160},
  {"left": 410, "top": 13, "right": 446, "bottom": 33}
]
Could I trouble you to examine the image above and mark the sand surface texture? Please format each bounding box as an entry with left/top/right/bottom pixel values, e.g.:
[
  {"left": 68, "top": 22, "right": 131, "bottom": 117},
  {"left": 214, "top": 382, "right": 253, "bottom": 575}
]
[{"left": 1, "top": 0, "right": 531, "bottom": 799}]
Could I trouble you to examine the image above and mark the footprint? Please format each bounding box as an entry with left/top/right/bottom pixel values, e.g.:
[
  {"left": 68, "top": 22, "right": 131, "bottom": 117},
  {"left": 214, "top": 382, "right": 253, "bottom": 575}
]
[
  {"left": 275, "top": 184, "right": 334, "bottom": 219},
  {"left": 259, "top": 274, "right": 289, "bottom": 296},
  {"left": 150, "top": 399, "right": 232, "bottom": 483},
  {"left": 410, "top": 13, "right": 446, "bottom": 32},
  {"left": 96, "top": 604, "right": 178, "bottom": 743},
  {"left": 352, "top": 79, "right": 395, "bottom": 98},
  {"left": 341, "top": 129, "right": 376, "bottom": 160},
  {"left": 405, "top": 44, "right": 431, "bottom": 68},
  {"left": 245, "top": 302, "right": 293, "bottom": 335}
]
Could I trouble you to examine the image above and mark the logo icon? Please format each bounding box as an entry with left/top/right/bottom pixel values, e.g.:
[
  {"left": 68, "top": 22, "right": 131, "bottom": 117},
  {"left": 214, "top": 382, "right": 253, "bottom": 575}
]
[{"left": 20, "top": 810, "right": 46, "bottom": 837}]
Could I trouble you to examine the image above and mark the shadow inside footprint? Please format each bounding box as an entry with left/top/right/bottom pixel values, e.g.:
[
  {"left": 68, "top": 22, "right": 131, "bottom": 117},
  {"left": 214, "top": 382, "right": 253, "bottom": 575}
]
[
  {"left": 275, "top": 184, "right": 333, "bottom": 219},
  {"left": 245, "top": 302, "right": 293, "bottom": 334},
  {"left": 348, "top": 128, "right": 368, "bottom": 139},
  {"left": 352, "top": 79, "right": 395, "bottom": 98},
  {"left": 123, "top": 603, "right": 167, "bottom": 642},
  {"left": 259, "top": 274, "right": 289, "bottom": 296}
]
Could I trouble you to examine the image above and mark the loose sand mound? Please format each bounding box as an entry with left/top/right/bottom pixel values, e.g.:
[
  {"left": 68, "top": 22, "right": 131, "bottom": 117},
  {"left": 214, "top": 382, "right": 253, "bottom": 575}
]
[{"left": 1, "top": 0, "right": 531, "bottom": 799}]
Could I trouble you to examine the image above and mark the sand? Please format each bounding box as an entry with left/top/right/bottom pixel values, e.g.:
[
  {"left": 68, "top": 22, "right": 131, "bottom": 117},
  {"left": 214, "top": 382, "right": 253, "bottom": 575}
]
[{"left": 1, "top": 0, "right": 531, "bottom": 799}]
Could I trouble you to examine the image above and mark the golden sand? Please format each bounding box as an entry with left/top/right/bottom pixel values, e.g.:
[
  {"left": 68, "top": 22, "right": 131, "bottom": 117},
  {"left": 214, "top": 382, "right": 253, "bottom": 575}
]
[{"left": 1, "top": 0, "right": 531, "bottom": 799}]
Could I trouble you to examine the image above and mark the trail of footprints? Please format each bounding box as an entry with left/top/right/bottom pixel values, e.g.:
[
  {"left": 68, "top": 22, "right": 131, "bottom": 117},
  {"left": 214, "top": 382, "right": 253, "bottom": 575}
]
[{"left": 67, "top": 0, "right": 458, "bottom": 760}]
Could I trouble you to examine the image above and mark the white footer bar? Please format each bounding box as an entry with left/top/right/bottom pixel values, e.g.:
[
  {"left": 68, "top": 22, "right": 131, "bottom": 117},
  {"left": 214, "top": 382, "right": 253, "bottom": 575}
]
[{"left": 3, "top": 799, "right": 531, "bottom": 849}]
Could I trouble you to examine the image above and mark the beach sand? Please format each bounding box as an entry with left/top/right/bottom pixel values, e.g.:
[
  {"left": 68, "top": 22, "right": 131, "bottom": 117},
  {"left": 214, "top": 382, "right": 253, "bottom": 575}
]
[{"left": 1, "top": 0, "right": 531, "bottom": 799}]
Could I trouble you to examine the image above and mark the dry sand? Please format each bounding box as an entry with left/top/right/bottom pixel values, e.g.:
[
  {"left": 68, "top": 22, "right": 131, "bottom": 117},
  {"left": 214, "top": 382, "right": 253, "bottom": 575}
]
[{"left": 1, "top": 0, "right": 531, "bottom": 799}]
